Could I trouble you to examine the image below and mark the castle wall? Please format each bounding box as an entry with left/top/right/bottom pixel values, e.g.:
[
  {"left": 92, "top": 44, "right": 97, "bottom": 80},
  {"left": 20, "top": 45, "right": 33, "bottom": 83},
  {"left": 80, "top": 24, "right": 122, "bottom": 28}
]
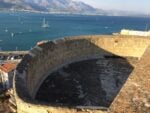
[
  {"left": 14, "top": 35, "right": 150, "bottom": 113},
  {"left": 110, "top": 46, "right": 150, "bottom": 113}
]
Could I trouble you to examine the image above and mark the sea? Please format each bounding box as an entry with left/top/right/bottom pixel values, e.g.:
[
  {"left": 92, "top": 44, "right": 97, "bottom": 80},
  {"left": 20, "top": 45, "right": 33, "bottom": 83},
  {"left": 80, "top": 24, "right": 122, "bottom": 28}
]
[{"left": 0, "top": 12, "right": 150, "bottom": 51}]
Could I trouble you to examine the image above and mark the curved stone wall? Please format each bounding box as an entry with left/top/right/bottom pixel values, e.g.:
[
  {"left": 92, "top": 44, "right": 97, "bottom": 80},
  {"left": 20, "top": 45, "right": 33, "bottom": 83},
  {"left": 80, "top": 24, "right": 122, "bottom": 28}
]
[{"left": 14, "top": 35, "right": 150, "bottom": 113}]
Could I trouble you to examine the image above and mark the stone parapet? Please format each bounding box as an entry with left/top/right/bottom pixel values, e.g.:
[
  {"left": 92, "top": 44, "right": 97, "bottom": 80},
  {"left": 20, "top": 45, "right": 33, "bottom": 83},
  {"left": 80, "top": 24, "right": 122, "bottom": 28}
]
[{"left": 14, "top": 35, "right": 150, "bottom": 113}]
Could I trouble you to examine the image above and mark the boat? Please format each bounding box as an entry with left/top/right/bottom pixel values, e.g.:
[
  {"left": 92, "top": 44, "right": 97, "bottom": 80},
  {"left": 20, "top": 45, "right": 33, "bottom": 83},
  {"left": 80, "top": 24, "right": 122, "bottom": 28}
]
[
  {"left": 5, "top": 28, "right": 8, "bottom": 33},
  {"left": 29, "top": 29, "right": 32, "bottom": 32},
  {"left": 41, "top": 18, "right": 49, "bottom": 28},
  {"left": 11, "top": 33, "right": 14, "bottom": 37}
]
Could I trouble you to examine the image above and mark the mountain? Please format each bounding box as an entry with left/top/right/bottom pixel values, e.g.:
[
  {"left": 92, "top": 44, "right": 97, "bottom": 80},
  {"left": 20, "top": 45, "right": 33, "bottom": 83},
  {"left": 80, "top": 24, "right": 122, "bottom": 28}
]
[
  {"left": 0, "top": 0, "right": 98, "bottom": 14},
  {"left": 0, "top": 0, "right": 148, "bottom": 16},
  {"left": 0, "top": 0, "right": 48, "bottom": 11},
  {"left": 25, "top": 0, "right": 97, "bottom": 13}
]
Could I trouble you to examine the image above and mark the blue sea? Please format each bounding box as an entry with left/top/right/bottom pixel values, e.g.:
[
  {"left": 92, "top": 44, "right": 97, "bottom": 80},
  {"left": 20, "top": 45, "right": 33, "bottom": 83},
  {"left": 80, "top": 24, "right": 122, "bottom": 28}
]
[{"left": 0, "top": 12, "right": 150, "bottom": 51}]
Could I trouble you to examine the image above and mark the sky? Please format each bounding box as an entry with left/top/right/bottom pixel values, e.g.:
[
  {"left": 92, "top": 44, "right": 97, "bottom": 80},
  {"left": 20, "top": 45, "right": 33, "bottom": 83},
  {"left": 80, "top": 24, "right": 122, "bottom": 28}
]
[{"left": 74, "top": 0, "right": 150, "bottom": 14}]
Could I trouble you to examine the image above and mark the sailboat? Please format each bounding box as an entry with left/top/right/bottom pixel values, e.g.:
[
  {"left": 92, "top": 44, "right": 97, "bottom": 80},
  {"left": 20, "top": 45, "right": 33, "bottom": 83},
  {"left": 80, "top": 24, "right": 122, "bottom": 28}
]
[
  {"left": 5, "top": 28, "right": 8, "bottom": 33},
  {"left": 11, "top": 32, "right": 14, "bottom": 37},
  {"left": 41, "top": 18, "right": 49, "bottom": 28}
]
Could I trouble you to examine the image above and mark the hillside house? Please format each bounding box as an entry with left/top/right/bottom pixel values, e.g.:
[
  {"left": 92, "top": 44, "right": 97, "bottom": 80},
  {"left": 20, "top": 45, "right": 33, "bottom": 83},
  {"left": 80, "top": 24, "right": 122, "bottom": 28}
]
[{"left": 0, "top": 63, "right": 17, "bottom": 91}]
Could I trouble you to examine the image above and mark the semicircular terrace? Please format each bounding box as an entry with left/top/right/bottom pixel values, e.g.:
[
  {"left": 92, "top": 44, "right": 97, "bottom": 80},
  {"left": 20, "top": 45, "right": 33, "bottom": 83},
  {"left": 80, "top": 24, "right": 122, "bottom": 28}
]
[{"left": 14, "top": 35, "right": 150, "bottom": 113}]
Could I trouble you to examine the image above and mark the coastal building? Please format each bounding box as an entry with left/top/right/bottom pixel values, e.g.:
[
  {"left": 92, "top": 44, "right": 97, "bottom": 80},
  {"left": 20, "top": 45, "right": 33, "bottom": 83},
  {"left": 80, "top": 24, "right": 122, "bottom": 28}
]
[
  {"left": 0, "top": 63, "right": 17, "bottom": 91},
  {"left": 120, "top": 29, "right": 150, "bottom": 36}
]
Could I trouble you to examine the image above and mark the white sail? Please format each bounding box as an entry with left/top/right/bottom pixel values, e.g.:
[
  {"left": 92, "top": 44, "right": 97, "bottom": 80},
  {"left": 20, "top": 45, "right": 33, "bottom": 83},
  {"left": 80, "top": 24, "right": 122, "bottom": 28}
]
[
  {"left": 41, "top": 18, "right": 49, "bottom": 28},
  {"left": 11, "top": 33, "right": 14, "bottom": 37}
]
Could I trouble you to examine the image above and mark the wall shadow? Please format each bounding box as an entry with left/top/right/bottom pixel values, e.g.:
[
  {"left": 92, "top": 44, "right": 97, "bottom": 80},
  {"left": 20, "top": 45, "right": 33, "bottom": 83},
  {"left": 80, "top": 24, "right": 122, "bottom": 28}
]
[
  {"left": 27, "top": 38, "right": 136, "bottom": 109},
  {"left": 36, "top": 58, "right": 133, "bottom": 108}
]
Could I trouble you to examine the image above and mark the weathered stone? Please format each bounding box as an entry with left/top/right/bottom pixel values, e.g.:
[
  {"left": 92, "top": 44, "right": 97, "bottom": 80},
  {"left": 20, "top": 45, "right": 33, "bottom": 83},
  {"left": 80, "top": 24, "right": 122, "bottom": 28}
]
[{"left": 14, "top": 35, "right": 150, "bottom": 113}]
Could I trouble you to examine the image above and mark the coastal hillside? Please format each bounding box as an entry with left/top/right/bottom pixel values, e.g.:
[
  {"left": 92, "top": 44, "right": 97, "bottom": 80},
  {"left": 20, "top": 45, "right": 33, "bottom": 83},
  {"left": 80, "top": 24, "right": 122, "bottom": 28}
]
[
  {"left": 0, "top": 0, "right": 36, "bottom": 11},
  {"left": 0, "top": 0, "right": 149, "bottom": 17},
  {"left": 0, "top": 0, "right": 99, "bottom": 14},
  {"left": 25, "top": 0, "right": 97, "bottom": 13}
]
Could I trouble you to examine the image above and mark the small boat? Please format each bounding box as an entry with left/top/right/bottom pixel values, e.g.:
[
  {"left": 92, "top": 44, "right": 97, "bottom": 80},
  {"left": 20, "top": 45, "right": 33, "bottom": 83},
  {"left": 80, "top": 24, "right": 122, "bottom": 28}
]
[
  {"left": 41, "top": 18, "right": 49, "bottom": 28},
  {"left": 11, "top": 33, "right": 14, "bottom": 37},
  {"left": 104, "top": 26, "right": 109, "bottom": 29},
  {"left": 5, "top": 28, "right": 8, "bottom": 33},
  {"left": 29, "top": 29, "right": 32, "bottom": 32},
  {"left": 21, "top": 22, "right": 24, "bottom": 24}
]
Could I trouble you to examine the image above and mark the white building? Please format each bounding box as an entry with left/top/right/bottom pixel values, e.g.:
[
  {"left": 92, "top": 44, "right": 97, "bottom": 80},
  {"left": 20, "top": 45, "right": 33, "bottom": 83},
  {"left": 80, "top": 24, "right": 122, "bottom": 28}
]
[
  {"left": 120, "top": 29, "right": 150, "bottom": 37},
  {"left": 0, "top": 63, "right": 17, "bottom": 90}
]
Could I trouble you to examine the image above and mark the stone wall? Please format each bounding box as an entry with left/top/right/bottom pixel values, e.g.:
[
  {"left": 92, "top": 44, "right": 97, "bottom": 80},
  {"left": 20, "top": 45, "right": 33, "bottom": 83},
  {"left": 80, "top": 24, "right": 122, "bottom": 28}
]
[
  {"left": 110, "top": 46, "right": 150, "bottom": 113},
  {"left": 14, "top": 35, "right": 150, "bottom": 113}
]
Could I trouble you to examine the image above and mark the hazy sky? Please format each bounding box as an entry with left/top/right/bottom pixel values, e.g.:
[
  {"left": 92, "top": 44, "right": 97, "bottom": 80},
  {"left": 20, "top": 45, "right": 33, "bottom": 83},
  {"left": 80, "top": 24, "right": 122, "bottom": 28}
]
[{"left": 74, "top": 0, "right": 150, "bottom": 14}]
